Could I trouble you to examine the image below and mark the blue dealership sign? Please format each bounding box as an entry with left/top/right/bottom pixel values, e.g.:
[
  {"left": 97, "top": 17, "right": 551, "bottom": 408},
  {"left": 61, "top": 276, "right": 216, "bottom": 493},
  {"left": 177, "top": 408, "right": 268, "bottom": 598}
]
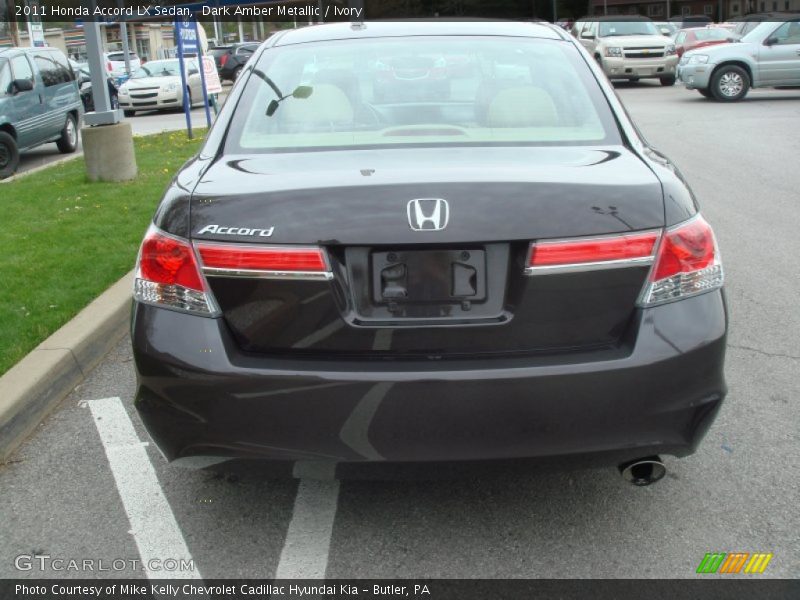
[{"left": 175, "top": 18, "right": 199, "bottom": 54}]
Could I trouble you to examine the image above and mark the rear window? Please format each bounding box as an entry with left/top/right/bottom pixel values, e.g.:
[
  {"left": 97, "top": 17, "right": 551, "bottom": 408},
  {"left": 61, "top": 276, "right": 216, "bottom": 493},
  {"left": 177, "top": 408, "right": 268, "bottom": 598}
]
[
  {"left": 107, "top": 52, "right": 137, "bottom": 61},
  {"left": 225, "top": 36, "right": 619, "bottom": 153},
  {"left": 694, "top": 28, "right": 730, "bottom": 41}
]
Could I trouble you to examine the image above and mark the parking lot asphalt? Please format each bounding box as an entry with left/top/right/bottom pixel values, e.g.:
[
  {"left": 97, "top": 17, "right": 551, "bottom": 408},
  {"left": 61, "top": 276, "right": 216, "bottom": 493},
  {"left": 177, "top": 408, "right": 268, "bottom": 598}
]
[{"left": 1, "top": 81, "right": 799, "bottom": 580}]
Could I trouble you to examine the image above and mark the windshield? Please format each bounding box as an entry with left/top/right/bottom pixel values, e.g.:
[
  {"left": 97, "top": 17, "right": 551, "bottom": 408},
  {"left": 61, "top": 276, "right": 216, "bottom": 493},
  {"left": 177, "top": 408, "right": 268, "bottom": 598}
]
[
  {"left": 225, "top": 36, "right": 618, "bottom": 152},
  {"left": 131, "top": 60, "right": 191, "bottom": 79},
  {"left": 599, "top": 21, "right": 659, "bottom": 37}
]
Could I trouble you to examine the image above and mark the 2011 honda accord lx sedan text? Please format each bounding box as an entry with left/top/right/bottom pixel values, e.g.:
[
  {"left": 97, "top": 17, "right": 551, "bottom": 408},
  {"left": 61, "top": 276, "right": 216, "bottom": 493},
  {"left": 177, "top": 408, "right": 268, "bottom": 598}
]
[{"left": 131, "top": 21, "right": 727, "bottom": 486}]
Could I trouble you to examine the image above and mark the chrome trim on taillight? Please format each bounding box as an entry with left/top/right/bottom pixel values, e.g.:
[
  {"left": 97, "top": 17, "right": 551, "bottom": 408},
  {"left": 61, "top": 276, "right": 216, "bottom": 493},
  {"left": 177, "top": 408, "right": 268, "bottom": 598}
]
[
  {"left": 524, "top": 256, "right": 655, "bottom": 276},
  {"left": 524, "top": 229, "right": 661, "bottom": 276},
  {"left": 194, "top": 241, "right": 334, "bottom": 282},
  {"left": 201, "top": 267, "right": 334, "bottom": 281}
]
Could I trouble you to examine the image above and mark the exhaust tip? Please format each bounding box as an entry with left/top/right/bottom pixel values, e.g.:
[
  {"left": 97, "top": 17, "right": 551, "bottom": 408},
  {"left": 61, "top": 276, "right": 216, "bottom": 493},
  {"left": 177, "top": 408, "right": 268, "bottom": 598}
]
[{"left": 618, "top": 456, "right": 666, "bottom": 486}]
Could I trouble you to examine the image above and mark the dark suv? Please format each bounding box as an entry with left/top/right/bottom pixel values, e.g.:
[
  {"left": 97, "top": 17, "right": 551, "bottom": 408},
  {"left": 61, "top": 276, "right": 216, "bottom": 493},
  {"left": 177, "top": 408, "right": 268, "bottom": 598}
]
[{"left": 210, "top": 43, "right": 259, "bottom": 82}]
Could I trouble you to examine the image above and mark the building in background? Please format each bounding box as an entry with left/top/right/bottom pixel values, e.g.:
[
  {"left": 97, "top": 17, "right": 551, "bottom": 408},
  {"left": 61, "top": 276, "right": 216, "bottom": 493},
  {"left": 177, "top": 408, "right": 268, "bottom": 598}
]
[{"left": 1, "top": 22, "right": 176, "bottom": 60}]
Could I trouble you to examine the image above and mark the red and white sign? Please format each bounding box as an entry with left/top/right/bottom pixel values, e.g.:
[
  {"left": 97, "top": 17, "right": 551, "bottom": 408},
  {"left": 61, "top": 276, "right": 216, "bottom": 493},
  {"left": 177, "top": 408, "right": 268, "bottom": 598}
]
[{"left": 202, "top": 56, "right": 222, "bottom": 94}]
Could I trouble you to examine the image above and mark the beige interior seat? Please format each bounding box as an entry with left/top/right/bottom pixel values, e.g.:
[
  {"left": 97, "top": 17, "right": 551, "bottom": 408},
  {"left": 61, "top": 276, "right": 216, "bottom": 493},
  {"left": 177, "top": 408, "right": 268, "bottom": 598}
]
[
  {"left": 280, "top": 83, "right": 354, "bottom": 130},
  {"left": 485, "top": 86, "right": 559, "bottom": 128}
]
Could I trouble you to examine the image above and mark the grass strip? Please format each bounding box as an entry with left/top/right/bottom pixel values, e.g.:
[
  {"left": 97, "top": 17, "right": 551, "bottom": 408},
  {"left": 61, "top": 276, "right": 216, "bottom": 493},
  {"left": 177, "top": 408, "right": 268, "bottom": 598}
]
[{"left": 0, "top": 129, "right": 204, "bottom": 375}]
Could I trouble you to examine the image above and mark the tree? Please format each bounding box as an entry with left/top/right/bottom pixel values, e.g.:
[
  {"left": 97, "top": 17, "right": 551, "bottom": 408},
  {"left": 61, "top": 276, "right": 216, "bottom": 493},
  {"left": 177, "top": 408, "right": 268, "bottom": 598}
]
[{"left": 2, "top": 0, "right": 22, "bottom": 46}]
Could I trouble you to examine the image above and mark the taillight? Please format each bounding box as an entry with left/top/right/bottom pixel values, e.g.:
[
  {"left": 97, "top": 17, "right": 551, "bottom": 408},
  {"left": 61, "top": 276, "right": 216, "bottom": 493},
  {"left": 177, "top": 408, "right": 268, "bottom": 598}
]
[
  {"left": 220, "top": 54, "right": 228, "bottom": 67},
  {"left": 134, "top": 226, "right": 216, "bottom": 315},
  {"left": 526, "top": 230, "right": 659, "bottom": 275},
  {"left": 106, "top": 61, "right": 112, "bottom": 72},
  {"left": 640, "top": 214, "right": 723, "bottom": 306},
  {"left": 196, "top": 243, "right": 332, "bottom": 280}
]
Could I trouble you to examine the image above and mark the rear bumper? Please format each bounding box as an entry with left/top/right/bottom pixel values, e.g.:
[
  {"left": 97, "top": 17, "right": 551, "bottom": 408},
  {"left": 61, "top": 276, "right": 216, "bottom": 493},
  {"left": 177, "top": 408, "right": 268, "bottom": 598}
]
[{"left": 132, "top": 290, "right": 727, "bottom": 468}]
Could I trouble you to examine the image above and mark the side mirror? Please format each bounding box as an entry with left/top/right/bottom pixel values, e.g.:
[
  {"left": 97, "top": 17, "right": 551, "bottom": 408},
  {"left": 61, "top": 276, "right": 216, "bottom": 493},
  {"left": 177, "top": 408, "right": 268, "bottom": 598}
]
[
  {"left": 764, "top": 36, "right": 779, "bottom": 46},
  {"left": 581, "top": 32, "right": 595, "bottom": 40},
  {"left": 265, "top": 85, "right": 313, "bottom": 116},
  {"left": 12, "top": 78, "right": 34, "bottom": 93}
]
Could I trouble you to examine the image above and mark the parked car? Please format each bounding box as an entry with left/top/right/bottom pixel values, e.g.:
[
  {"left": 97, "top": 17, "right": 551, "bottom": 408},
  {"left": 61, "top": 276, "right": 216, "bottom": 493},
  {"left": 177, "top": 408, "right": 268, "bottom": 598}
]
[
  {"left": 104, "top": 51, "right": 141, "bottom": 80},
  {"left": 668, "top": 15, "right": 713, "bottom": 29},
  {"left": 372, "top": 54, "right": 451, "bottom": 101},
  {"left": 572, "top": 16, "right": 678, "bottom": 85},
  {"left": 131, "top": 21, "right": 727, "bottom": 486},
  {"left": 678, "top": 17, "right": 800, "bottom": 101},
  {"left": 0, "top": 47, "right": 82, "bottom": 179},
  {"left": 211, "top": 43, "right": 259, "bottom": 81},
  {"left": 673, "top": 26, "right": 733, "bottom": 57},
  {"left": 653, "top": 21, "right": 679, "bottom": 37},
  {"left": 117, "top": 58, "right": 204, "bottom": 116},
  {"left": 70, "top": 59, "right": 119, "bottom": 112}
]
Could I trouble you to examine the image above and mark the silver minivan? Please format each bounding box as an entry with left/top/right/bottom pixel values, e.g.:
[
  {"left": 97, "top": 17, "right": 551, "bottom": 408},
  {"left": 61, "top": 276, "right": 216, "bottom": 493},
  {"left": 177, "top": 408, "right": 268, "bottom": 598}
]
[{"left": 0, "top": 47, "right": 82, "bottom": 179}]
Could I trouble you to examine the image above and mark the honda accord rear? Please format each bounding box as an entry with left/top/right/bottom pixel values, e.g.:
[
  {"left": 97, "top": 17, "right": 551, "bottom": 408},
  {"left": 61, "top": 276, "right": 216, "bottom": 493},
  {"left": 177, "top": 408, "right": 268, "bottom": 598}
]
[{"left": 131, "top": 22, "right": 727, "bottom": 480}]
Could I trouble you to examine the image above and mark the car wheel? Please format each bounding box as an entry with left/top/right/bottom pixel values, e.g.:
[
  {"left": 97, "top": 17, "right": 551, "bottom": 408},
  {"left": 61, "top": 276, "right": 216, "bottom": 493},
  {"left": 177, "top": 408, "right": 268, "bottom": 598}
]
[
  {"left": 56, "top": 114, "right": 79, "bottom": 154},
  {"left": 0, "top": 131, "right": 20, "bottom": 179},
  {"left": 233, "top": 66, "right": 243, "bottom": 81},
  {"left": 660, "top": 76, "right": 676, "bottom": 86},
  {"left": 710, "top": 65, "right": 749, "bottom": 102},
  {"left": 123, "top": 110, "right": 136, "bottom": 117}
]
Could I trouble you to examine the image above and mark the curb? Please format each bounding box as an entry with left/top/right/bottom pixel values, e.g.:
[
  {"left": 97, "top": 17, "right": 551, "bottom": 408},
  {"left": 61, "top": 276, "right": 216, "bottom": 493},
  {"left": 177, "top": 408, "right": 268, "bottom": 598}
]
[
  {"left": 0, "top": 270, "right": 134, "bottom": 463},
  {"left": 0, "top": 153, "right": 84, "bottom": 184}
]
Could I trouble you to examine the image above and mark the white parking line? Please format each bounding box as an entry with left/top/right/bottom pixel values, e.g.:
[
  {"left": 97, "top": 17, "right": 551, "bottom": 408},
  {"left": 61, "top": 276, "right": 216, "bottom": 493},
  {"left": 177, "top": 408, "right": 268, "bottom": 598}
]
[
  {"left": 88, "top": 397, "right": 202, "bottom": 580},
  {"left": 274, "top": 479, "right": 340, "bottom": 579}
]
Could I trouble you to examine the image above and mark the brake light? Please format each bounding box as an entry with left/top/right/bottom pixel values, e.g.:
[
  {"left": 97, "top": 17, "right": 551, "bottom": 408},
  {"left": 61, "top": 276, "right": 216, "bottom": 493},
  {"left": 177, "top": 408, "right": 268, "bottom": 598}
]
[
  {"left": 196, "top": 243, "right": 332, "bottom": 280},
  {"left": 526, "top": 230, "right": 659, "bottom": 274},
  {"left": 106, "top": 61, "right": 112, "bottom": 72},
  {"left": 220, "top": 53, "right": 228, "bottom": 67},
  {"left": 640, "top": 214, "right": 723, "bottom": 305},
  {"left": 134, "top": 226, "right": 216, "bottom": 315}
]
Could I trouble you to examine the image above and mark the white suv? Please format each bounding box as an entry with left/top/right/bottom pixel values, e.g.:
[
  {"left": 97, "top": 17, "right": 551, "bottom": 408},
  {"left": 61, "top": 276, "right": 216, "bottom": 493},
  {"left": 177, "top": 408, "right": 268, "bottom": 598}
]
[{"left": 572, "top": 17, "right": 678, "bottom": 86}]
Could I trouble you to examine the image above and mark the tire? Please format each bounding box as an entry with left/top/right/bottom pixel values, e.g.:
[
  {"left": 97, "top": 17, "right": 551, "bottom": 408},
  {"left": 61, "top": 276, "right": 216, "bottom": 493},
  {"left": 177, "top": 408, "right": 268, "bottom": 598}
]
[
  {"left": 698, "top": 88, "right": 713, "bottom": 98},
  {"left": 710, "top": 65, "right": 750, "bottom": 102},
  {"left": 123, "top": 110, "right": 136, "bottom": 117},
  {"left": 660, "top": 76, "right": 676, "bottom": 86},
  {"left": 233, "top": 66, "right": 243, "bottom": 81},
  {"left": 0, "top": 131, "right": 20, "bottom": 179},
  {"left": 56, "top": 114, "right": 78, "bottom": 154}
]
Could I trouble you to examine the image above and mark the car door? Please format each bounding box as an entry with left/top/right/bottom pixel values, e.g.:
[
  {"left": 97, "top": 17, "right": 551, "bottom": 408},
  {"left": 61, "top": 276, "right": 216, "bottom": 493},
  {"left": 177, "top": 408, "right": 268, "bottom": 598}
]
[
  {"left": 32, "top": 51, "right": 70, "bottom": 139},
  {"left": 757, "top": 20, "right": 800, "bottom": 85},
  {"left": 8, "top": 54, "right": 43, "bottom": 149}
]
